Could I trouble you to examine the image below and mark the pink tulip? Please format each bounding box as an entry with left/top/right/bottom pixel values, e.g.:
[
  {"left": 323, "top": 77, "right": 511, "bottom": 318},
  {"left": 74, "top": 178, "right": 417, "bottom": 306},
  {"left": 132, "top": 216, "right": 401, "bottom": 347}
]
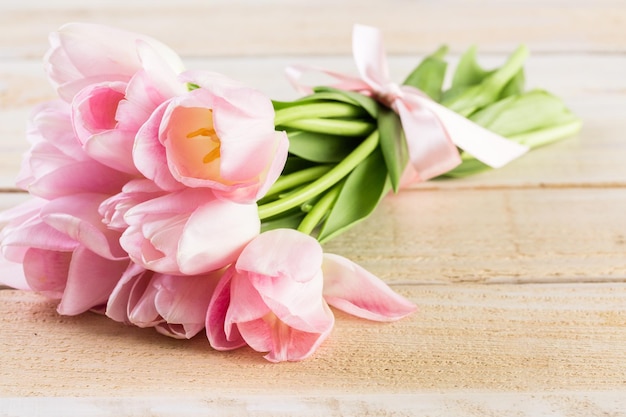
[
  {"left": 120, "top": 188, "right": 260, "bottom": 275},
  {"left": 16, "top": 101, "right": 132, "bottom": 199},
  {"left": 206, "top": 229, "right": 416, "bottom": 362},
  {"left": 99, "top": 179, "right": 166, "bottom": 231},
  {"left": 207, "top": 229, "right": 334, "bottom": 362},
  {"left": 0, "top": 196, "right": 129, "bottom": 314},
  {"left": 133, "top": 70, "right": 289, "bottom": 203},
  {"left": 106, "top": 263, "right": 222, "bottom": 339},
  {"left": 68, "top": 40, "right": 187, "bottom": 175},
  {"left": 45, "top": 22, "right": 184, "bottom": 102}
]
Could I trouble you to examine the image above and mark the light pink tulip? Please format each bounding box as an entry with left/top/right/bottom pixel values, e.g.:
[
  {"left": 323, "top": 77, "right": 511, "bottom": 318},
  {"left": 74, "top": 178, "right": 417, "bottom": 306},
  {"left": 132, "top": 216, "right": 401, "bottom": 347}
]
[
  {"left": 68, "top": 40, "right": 187, "bottom": 174},
  {"left": 133, "top": 70, "right": 289, "bottom": 203},
  {"left": 206, "top": 229, "right": 417, "bottom": 362},
  {"left": 120, "top": 188, "right": 260, "bottom": 275},
  {"left": 207, "top": 229, "right": 334, "bottom": 362},
  {"left": 106, "top": 263, "right": 222, "bottom": 339},
  {"left": 0, "top": 196, "right": 129, "bottom": 314},
  {"left": 45, "top": 22, "right": 184, "bottom": 102},
  {"left": 99, "top": 179, "right": 166, "bottom": 231},
  {"left": 16, "top": 101, "right": 132, "bottom": 199}
]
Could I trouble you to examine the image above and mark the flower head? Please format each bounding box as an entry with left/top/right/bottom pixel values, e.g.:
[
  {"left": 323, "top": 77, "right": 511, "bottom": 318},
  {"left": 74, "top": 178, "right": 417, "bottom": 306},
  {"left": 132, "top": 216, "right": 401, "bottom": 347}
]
[{"left": 134, "top": 71, "right": 289, "bottom": 203}]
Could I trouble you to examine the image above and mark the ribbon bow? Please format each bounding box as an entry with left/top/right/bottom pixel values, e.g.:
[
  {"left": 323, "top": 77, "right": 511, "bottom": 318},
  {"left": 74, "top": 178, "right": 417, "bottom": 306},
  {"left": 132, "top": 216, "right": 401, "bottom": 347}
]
[{"left": 286, "top": 24, "right": 529, "bottom": 181}]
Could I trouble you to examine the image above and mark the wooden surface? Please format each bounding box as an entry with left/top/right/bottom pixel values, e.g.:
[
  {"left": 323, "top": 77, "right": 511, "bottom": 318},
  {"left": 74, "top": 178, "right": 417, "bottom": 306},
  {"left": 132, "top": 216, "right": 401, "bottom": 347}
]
[{"left": 1, "top": 1, "right": 626, "bottom": 416}]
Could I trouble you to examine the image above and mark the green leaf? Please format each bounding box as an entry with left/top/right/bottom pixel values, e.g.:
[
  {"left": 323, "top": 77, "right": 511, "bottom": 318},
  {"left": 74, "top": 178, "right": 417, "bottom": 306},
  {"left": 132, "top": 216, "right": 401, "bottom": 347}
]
[
  {"left": 442, "top": 45, "right": 529, "bottom": 116},
  {"left": 312, "top": 86, "right": 381, "bottom": 118},
  {"left": 317, "top": 148, "right": 390, "bottom": 243},
  {"left": 377, "top": 106, "right": 409, "bottom": 192},
  {"left": 260, "top": 211, "right": 306, "bottom": 233},
  {"left": 470, "top": 89, "right": 580, "bottom": 138},
  {"left": 451, "top": 46, "right": 492, "bottom": 90},
  {"left": 498, "top": 68, "right": 525, "bottom": 99},
  {"left": 286, "top": 130, "right": 360, "bottom": 163},
  {"left": 403, "top": 45, "right": 448, "bottom": 101},
  {"left": 442, "top": 90, "right": 582, "bottom": 178},
  {"left": 280, "top": 156, "right": 317, "bottom": 175}
]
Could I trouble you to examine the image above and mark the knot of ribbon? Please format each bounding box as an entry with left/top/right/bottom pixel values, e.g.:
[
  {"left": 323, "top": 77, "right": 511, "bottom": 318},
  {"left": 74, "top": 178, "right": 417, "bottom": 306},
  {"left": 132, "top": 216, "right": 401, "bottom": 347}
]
[{"left": 286, "top": 24, "right": 529, "bottom": 182}]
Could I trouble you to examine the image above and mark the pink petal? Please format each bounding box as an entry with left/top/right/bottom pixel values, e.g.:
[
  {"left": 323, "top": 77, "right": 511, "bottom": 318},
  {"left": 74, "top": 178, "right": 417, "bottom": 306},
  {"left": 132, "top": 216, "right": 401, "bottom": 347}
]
[
  {"left": 251, "top": 131, "right": 289, "bottom": 200},
  {"left": 26, "top": 160, "right": 131, "bottom": 199},
  {"left": 127, "top": 271, "right": 161, "bottom": 326},
  {"left": 177, "top": 199, "right": 260, "bottom": 275},
  {"left": 0, "top": 198, "right": 46, "bottom": 225},
  {"left": 206, "top": 268, "right": 246, "bottom": 350},
  {"left": 119, "top": 222, "right": 180, "bottom": 275},
  {"left": 45, "top": 23, "right": 184, "bottom": 101},
  {"left": 1, "top": 214, "right": 79, "bottom": 257},
  {"left": 57, "top": 246, "right": 129, "bottom": 315},
  {"left": 322, "top": 253, "right": 417, "bottom": 322},
  {"left": 22, "top": 248, "right": 71, "bottom": 295},
  {"left": 237, "top": 305, "right": 334, "bottom": 363},
  {"left": 116, "top": 41, "right": 186, "bottom": 131},
  {"left": 106, "top": 262, "right": 147, "bottom": 323},
  {"left": 237, "top": 229, "right": 322, "bottom": 283},
  {"left": 27, "top": 100, "right": 86, "bottom": 161},
  {"left": 71, "top": 82, "right": 126, "bottom": 144},
  {"left": 153, "top": 271, "right": 221, "bottom": 338},
  {"left": 225, "top": 270, "right": 271, "bottom": 325},
  {"left": 133, "top": 100, "right": 183, "bottom": 191},
  {"left": 0, "top": 257, "right": 30, "bottom": 290},
  {"left": 40, "top": 193, "right": 127, "bottom": 260},
  {"left": 83, "top": 129, "right": 141, "bottom": 175}
]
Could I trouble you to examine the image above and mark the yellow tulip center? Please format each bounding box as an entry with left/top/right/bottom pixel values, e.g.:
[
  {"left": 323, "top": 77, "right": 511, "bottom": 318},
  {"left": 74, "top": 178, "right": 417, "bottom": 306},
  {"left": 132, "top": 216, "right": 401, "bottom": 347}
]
[{"left": 167, "top": 107, "right": 226, "bottom": 182}]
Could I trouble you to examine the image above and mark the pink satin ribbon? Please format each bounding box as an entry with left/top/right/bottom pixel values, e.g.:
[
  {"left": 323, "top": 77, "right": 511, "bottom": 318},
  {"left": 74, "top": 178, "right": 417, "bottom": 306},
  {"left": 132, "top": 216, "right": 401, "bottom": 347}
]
[{"left": 286, "top": 24, "right": 529, "bottom": 181}]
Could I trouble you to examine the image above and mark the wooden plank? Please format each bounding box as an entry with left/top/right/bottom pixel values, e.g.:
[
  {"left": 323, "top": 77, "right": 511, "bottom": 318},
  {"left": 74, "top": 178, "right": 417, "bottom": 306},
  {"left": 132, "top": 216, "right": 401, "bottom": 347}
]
[
  {"left": 1, "top": 282, "right": 625, "bottom": 397},
  {"left": 1, "top": 0, "right": 625, "bottom": 58},
  {"left": 1, "top": 55, "right": 625, "bottom": 189},
  {"left": 2, "top": 393, "right": 626, "bottom": 417},
  {"left": 324, "top": 187, "right": 626, "bottom": 284}
]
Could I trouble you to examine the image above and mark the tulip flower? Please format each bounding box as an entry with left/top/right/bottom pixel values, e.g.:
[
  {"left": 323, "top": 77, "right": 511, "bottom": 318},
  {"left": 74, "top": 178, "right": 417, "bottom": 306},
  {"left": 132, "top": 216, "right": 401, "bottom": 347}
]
[
  {"left": 133, "top": 70, "right": 289, "bottom": 203},
  {"left": 120, "top": 188, "right": 260, "bottom": 275},
  {"left": 207, "top": 229, "right": 415, "bottom": 362},
  {"left": 106, "top": 263, "right": 221, "bottom": 339}
]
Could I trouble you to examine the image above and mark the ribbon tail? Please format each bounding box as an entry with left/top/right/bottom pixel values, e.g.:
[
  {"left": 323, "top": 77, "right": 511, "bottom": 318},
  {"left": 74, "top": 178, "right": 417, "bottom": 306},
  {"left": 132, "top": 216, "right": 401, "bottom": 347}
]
[
  {"left": 285, "top": 64, "right": 370, "bottom": 97},
  {"left": 352, "top": 24, "right": 391, "bottom": 90},
  {"left": 422, "top": 100, "right": 529, "bottom": 168},
  {"left": 396, "top": 100, "right": 462, "bottom": 181}
]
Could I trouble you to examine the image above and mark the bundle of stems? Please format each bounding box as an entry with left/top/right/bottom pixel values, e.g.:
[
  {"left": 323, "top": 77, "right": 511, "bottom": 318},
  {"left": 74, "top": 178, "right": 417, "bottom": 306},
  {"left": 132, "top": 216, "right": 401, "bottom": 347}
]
[{"left": 259, "top": 45, "right": 582, "bottom": 242}]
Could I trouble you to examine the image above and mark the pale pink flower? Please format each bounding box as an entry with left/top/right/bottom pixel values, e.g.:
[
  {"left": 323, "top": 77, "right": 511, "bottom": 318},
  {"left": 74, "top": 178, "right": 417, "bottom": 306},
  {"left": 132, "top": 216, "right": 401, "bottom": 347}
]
[
  {"left": 106, "top": 263, "right": 222, "bottom": 339},
  {"left": 45, "top": 22, "right": 184, "bottom": 102},
  {"left": 16, "top": 100, "right": 132, "bottom": 199},
  {"left": 206, "top": 229, "right": 416, "bottom": 362},
  {"left": 120, "top": 188, "right": 260, "bottom": 275},
  {"left": 133, "top": 70, "right": 289, "bottom": 203},
  {"left": 0, "top": 195, "right": 129, "bottom": 315},
  {"left": 68, "top": 38, "right": 186, "bottom": 174}
]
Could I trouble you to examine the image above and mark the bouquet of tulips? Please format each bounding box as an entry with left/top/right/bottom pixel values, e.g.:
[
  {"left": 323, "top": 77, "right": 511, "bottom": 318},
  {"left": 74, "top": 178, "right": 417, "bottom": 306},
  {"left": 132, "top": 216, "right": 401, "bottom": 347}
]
[{"left": 0, "top": 23, "right": 579, "bottom": 362}]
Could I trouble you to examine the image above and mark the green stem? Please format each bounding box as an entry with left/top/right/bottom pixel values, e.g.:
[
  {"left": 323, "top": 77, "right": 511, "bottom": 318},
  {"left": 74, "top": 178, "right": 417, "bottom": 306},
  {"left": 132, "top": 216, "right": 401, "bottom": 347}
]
[
  {"left": 265, "top": 165, "right": 334, "bottom": 197},
  {"left": 280, "top": 118, "right": 374, "bottom": 137},
  {"left": 274, "top": 102, "right": 366, "bottom": 126},
  {"left": 297, "top": 182, "right": 342, "bottom": 235},
  {"left": 258, "top": 130, "right": 380, "bottom": 219}
]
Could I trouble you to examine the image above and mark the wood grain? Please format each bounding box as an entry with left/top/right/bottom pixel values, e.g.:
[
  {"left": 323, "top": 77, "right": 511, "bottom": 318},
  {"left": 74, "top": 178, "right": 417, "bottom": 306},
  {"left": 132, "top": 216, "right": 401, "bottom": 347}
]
[
  {"left": 1, "top": 0, "right": 625, "bottom": 58},
  {"left": 324, "top": 187, "right": 626, "bottom": 284},
  {"left": 1, "top": 0, "right": 625, "bottom": 411},
  {"left": 1, "top": 283, "right": 625, "bottom": 398}
]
